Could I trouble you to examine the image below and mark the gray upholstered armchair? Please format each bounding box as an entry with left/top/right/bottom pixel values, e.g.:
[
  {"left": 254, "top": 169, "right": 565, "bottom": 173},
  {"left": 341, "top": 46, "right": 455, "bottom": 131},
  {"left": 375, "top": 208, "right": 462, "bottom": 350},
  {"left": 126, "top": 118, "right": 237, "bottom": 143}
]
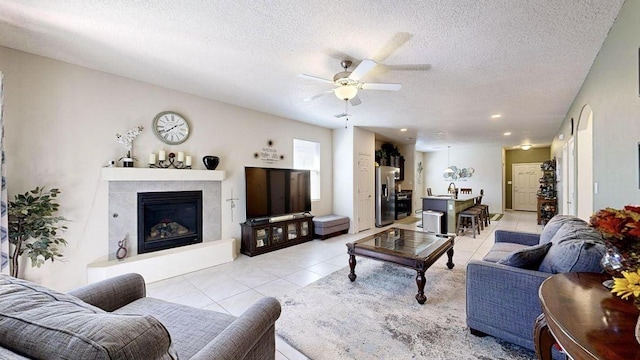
[
  {"left": 466, "top": 216, "right": 605, "bottom": 353},
  {"left": 0, "top": 273, "right": 281, "bottom": 359}
]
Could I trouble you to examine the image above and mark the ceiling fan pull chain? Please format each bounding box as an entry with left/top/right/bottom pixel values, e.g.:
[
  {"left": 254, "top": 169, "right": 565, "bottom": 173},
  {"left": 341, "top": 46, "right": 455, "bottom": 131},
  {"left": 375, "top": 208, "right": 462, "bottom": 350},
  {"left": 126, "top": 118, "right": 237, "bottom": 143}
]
[{"left": 344, "top": 100, "right": 349, "bottom": 128}]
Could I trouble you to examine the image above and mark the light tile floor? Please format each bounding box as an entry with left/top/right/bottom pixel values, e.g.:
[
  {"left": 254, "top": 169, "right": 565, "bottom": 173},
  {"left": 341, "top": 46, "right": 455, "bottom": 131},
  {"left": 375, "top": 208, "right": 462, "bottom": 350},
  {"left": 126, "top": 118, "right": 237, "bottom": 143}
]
[{"left": 147, "top": 210, "right": 542, "bottom": 359}]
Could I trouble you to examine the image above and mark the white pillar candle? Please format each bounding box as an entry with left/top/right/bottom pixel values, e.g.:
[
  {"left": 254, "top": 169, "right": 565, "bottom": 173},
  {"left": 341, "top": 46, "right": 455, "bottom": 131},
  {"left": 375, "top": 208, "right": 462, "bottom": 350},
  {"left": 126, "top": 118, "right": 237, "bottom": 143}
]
[
  {"left": 158, "top": 150, "right": 166, "bottom": 161},
  {"left": 149, "top": 153, "right": 156, "bottom": 164},
  {"left": 185, "top": 155, "right": 192, "bottom": 166},
  {"left": 177, "top": 151, "right": 185, "bottom": 162}
]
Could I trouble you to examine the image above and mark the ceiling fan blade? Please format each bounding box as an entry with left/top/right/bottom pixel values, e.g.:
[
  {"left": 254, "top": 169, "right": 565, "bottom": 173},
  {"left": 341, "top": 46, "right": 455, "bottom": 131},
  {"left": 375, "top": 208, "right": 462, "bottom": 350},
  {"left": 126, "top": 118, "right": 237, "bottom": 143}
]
[
  {"left": 361, "top": 83, "right": 402, "bottom": 91},
  {"left": 299, "top": 74, "right": 334, "bottom": 84},
  {"left": 348, "top": 59, "right": 377, "bottom": 81},
  {"left": 334, "top": 112, "right": 350, "bottom": 118},
  {"left": 372, "top": 32, "right": 413, "bottom": 63},
  {"left": 350, "top": 94, "right": 362, "bottom": 106},
  {"left": 380, "top": 64, "right": 432, "bottom": 72},
  {"left": 304, "top": 89, "right": 334, "bottom": 102}
]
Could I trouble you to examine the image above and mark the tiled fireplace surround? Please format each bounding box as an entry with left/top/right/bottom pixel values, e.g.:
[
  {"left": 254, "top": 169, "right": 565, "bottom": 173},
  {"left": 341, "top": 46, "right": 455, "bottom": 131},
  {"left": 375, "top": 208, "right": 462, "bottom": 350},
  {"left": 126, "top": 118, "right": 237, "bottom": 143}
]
[
  {"left": 108, "top": 180, "right": 221, "bottom": 259},
  {"left": 89, "top": 168, "right": 235, "bottom": 284}
]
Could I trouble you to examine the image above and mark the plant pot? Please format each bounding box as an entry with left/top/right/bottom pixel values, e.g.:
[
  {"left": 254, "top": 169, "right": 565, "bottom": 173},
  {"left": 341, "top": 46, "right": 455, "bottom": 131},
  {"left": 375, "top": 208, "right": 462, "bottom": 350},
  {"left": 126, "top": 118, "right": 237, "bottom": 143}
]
[
  {"left": 203, "top": 156, "right": 220, "bottom": 170},
  {"left": 122, "top": 158, "right": 134, "bottom": 168}
]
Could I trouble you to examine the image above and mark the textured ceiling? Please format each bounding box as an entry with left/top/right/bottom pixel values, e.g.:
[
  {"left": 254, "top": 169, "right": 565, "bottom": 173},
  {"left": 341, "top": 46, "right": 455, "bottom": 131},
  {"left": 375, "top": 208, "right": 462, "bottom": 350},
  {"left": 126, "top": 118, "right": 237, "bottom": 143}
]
[{"left": 0, "top": 1, "right": 624, "bottom": 151}]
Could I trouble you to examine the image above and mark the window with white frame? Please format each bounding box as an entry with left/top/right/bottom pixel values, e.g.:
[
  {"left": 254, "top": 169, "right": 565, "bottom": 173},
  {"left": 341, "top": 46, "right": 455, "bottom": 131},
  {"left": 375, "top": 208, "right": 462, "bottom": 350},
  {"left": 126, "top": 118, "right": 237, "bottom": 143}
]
[{"left": 293, "top": 139, "right": 320, "bottom": 201}]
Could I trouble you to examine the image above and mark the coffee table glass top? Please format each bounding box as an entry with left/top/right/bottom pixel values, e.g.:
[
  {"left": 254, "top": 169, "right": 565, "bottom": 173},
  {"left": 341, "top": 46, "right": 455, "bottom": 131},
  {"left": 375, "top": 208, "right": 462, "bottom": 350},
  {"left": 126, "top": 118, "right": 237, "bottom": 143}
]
[{"left": 354, "top": 228, "right": 451, "bottom": 257}]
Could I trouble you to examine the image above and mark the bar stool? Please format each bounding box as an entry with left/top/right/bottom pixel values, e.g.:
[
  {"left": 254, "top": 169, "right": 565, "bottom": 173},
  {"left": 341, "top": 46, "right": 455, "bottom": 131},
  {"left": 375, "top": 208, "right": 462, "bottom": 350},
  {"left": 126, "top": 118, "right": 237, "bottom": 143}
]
[
  {"left": 457, "top": 208, "right": 482, "bottom": 238},
  {"left": 476, "top": 189, "right": 490, "bottom": 226}
]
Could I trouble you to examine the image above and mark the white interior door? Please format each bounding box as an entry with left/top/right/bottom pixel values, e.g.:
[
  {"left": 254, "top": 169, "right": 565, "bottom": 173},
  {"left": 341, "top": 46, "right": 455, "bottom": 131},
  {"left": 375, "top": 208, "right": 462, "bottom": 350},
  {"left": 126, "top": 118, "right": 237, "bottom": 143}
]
[
  {"left": 512, "top": 163, "right": 542, "bottom": 211},
  {"left": 357, "top": 154, "right": 372, "bottom": 232}
]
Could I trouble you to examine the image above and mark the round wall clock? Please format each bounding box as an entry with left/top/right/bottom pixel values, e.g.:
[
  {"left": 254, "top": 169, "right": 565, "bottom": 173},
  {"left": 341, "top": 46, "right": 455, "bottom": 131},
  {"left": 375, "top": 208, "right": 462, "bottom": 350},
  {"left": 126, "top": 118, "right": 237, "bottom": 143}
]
[{"left": 152, "top": 111, "right": 190, "bottom": 145}]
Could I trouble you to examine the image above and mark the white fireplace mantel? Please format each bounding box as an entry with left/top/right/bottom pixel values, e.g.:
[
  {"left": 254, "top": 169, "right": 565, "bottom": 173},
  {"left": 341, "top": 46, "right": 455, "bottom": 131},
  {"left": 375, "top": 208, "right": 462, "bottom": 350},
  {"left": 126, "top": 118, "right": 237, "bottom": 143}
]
[{"left": 101, "top": 168, "right": 225, "bottom": 182}]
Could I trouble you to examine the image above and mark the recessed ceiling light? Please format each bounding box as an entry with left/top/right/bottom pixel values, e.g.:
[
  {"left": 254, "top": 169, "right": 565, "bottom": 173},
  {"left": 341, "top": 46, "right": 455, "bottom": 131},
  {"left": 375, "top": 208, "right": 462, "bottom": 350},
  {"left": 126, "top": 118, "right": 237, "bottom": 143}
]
[
  {"left": 491, "top": 114, "right": 502, "bottom": 119},
  {"left": 400, "top": 128, "right": 407, "bottom": 132},
  {"left": 503, "top": 132, "right": 512, "bottom": 136}
]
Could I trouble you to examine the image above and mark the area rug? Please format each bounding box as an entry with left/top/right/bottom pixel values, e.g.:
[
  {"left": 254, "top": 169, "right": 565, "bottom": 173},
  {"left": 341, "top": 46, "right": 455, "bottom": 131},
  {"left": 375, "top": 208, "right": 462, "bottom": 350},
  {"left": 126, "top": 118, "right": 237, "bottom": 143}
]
[
  {"left": 276, "top": 259, "right": 534, "bottom": 360},
  {"left": 490, "top": 213, "right": 504, "bottom": 221},
  {"left": 395, "top": 216, "right": 421, "bottom": 225}
]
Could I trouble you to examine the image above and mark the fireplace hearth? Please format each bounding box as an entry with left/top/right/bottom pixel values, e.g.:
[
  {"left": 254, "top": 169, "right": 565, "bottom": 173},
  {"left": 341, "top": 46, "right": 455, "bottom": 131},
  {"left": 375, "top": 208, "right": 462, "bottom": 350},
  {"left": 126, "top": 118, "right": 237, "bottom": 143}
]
[{"left": 137, "top": 191, "right": 203, "bottom": 254}]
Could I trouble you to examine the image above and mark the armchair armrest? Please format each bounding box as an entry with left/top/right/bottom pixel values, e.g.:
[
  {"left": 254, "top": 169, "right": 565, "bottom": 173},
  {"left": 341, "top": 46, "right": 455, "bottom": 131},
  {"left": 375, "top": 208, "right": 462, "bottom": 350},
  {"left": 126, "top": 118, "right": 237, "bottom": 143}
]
[
  {"left": 466, "top": 260, "right": 551, "bottom": 350},
  {"left": 68, "top": 273, "right": 146, "bottom": 312},
  {"left": 191, "top": 297, "right": 282, "bottom": 360},
  {"left": 495, "top": 230, "right": 540, "bottom": 246}
]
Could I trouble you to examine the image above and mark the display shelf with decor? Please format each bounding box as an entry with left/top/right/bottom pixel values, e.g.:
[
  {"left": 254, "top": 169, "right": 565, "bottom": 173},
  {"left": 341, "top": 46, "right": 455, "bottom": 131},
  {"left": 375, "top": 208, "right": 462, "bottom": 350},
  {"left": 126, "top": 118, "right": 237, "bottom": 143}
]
[
  {"left": 241, "top": 215, "right": 314, "bottom": 256},
  {"left": 537, "top": 158, "right": 557, "bottom": 225}
]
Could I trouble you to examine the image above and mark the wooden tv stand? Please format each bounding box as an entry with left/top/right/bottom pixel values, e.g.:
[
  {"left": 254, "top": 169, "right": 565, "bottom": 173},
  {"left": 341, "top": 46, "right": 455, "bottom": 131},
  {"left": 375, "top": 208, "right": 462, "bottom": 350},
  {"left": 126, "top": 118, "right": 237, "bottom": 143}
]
[{"left": 240, "top": 215, "right": 314, "bottom": 256}]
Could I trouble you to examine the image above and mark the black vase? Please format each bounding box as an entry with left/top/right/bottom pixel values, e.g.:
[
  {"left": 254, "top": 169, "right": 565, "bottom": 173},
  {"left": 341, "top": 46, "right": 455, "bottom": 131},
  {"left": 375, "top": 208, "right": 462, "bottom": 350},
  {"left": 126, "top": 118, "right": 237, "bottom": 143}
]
[{"left": 203, "top": 156, "right": 220, "bottom": 170}]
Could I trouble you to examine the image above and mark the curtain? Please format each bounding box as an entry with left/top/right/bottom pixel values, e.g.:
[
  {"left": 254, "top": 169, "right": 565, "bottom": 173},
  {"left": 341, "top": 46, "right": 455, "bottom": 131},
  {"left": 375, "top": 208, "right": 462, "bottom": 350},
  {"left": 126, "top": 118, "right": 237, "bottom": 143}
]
[{"left": 0, "top": 72, "right": 8, "bottom": 274}]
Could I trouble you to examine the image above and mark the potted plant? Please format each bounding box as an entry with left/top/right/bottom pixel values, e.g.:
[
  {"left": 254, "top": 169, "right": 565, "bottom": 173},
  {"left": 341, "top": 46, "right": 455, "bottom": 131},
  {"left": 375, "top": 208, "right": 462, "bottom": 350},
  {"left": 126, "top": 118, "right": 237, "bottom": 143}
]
[
  {"left": 375, "top": 149, "right": 388, "bottom": 166},
  {"left": 7, "top": 187, "right": 68, "bottom": 278}
]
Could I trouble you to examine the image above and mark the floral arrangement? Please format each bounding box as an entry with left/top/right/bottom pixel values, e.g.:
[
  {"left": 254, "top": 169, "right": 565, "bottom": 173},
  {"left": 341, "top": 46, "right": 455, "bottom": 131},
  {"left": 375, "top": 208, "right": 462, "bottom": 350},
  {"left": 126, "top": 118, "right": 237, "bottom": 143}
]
[
  {"left": 612, "top": 269, "right": 640, "bottom": 301},
  {"left": 590, "top": 205, "right": 640, "bottom": 242},
  {"left": 115, "top": 125, "right": 144, "bottom": 152}
]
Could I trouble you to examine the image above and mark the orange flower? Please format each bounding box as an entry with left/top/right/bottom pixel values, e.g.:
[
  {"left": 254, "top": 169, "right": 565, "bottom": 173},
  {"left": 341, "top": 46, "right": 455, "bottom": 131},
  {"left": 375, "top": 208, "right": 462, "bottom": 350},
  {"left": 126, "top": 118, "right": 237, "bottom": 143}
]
[{"left": 590, "top": 206, "right": 640, "bottom": 241}]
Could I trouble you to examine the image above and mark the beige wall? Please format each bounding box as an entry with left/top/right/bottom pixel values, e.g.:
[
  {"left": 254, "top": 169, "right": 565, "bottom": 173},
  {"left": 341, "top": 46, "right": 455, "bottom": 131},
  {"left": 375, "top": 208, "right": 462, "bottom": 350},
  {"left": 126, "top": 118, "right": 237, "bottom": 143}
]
[
  {"left": 0, "top": 46, "right": 333, "bottom": 290},
  {"left": 504, "top": 147, "right": 551, "bottom": 209},
  {"left": 551, "top": 0, "right": 640, "bottom": 212}
]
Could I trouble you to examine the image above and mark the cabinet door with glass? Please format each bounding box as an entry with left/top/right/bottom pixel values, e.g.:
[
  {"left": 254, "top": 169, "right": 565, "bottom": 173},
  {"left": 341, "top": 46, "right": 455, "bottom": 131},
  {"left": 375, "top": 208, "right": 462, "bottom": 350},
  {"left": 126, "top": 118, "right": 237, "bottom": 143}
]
[
  {"left": 271, "top": 225, "right": 285, "bottom": 243},
  {"left": 300, "top": 219, "right": 311, "bottom": 237},
  {"left": 254, "top": 227, "right": 270, "bottom": 248},
  {"left": 287, "top": 222, "right": 298, "bottom": 240}
]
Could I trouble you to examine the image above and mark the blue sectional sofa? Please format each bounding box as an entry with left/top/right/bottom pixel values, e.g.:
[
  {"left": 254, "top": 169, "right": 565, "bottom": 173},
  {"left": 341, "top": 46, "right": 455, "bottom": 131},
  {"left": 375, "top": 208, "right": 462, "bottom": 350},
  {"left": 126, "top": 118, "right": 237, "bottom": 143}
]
[{"left": 466, "top": 215, "right": 606, "bottom": 353}]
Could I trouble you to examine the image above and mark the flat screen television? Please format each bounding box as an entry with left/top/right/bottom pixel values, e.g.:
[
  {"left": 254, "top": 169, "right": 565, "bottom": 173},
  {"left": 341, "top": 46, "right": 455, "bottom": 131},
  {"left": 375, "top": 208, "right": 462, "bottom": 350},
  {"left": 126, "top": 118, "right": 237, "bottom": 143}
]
[{"left": 245, "top": 167, "right": 312, "bottom": 219}]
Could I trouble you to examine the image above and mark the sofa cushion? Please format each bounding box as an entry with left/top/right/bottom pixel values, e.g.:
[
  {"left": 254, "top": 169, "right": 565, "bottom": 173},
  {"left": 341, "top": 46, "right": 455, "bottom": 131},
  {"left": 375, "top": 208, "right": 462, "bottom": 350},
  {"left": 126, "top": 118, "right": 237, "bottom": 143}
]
[
  {"left": 0, "top": 274, "right": 177, "bottom": 360},
  {"left": 538, "top": 223, "right": 605, "bottom": 273},
  {"left": 116, "top": 297, "right": 238, "bottom": 359},
  {"left": 497, "top": 242, "right": 553, "bottom": 269},
  {"left": 539, "top": 215, "right": 588, "bottom": 244},
  {"left": 483, "top": 242, "right": 530, "bottom": 263}
]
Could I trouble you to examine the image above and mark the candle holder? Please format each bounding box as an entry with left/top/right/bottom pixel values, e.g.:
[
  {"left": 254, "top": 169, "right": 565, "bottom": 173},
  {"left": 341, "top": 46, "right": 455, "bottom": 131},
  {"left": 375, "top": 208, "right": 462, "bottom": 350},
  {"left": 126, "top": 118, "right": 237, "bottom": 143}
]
[{"left": 149, "top": 152, "right": 191, "bottom": 169}]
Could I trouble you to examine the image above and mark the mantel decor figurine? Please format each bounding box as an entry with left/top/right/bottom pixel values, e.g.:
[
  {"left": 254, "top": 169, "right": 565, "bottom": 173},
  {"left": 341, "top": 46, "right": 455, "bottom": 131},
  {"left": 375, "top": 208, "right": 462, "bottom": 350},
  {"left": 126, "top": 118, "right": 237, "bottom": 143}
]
[
  {"left": 115, "top": 125, "right": 144, "bottom": 167},
  {"left": 203, "top": 155, "right": 220, "bottom": 170},
  {"left": 149, "top": 151, "right": 192, "bottom": 169}
]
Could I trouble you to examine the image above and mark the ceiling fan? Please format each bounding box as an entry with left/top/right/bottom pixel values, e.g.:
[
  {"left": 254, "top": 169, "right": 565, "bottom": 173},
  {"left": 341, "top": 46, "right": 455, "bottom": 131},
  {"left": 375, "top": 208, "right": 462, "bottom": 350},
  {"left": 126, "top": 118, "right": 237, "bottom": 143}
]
[{"left": 300, "top": 59, "right": 401, "bottom": 106}]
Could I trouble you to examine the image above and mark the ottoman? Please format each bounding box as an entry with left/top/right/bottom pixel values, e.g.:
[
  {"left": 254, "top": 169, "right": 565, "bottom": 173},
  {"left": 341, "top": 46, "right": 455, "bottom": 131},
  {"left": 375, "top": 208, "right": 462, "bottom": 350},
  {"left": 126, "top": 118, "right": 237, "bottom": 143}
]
[{"left": 313, "top": 215, "right": 350, "bottom": 240}]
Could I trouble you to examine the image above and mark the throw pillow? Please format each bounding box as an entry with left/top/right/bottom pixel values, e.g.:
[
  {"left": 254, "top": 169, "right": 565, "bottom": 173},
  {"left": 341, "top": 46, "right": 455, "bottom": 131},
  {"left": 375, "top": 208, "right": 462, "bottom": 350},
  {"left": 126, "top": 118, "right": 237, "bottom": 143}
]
[
  {"left": 539, "top": 215, "right": 588, "bottom": 244},
  {"left": 497, "top": 242, "right": 553, "bottom": 269},
  {"left": 538, "top": 223, "right": 605, "bottom": 273},
  {"left": 0, "top": 274, "right": 178, "bottom": 360}
]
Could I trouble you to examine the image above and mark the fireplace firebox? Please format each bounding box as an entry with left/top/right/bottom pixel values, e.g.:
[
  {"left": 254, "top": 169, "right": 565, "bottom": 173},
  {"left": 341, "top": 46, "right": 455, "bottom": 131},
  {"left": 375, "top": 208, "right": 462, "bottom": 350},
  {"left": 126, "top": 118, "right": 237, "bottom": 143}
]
[{"left": 137, "top": 191, "right": 203, "bottom": 254}]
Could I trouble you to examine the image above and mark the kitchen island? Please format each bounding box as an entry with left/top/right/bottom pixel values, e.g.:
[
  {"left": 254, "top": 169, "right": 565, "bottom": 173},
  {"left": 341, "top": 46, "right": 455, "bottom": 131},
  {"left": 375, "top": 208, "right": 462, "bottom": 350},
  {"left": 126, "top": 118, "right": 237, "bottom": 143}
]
[{"left": 422, "top": 195, "right": 480, "bottom": 234}]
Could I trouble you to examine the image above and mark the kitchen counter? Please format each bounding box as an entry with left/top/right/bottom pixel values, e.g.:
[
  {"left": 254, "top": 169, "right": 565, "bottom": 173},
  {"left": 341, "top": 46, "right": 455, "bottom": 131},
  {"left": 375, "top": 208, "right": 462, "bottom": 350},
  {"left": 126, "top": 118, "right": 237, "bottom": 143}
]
[{"left": 421, "top": 195, "right": 480, "bottom": 233}]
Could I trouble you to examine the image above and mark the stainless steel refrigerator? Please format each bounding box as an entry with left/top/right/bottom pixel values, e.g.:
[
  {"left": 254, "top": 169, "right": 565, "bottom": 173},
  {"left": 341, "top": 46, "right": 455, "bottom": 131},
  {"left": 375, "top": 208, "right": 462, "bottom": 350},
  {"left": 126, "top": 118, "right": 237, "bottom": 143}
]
[{"left": 375, "top": 165, "right": 397, "bottom": 227}]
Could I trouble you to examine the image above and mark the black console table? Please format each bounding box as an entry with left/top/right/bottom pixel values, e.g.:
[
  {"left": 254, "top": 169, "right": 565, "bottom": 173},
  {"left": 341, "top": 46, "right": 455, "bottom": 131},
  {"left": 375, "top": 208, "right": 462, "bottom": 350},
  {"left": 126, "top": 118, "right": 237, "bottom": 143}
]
[{"left": 240, "top": 215, "right": 314, "bottom": 256}]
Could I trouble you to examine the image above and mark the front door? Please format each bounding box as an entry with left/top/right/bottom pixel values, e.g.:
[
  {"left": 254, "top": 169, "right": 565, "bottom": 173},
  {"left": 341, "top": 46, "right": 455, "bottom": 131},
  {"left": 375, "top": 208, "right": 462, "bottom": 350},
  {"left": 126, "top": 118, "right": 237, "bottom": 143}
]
[
  {"left": 357, "top": 154, "right": 372, "bottom": 232},
  {"left": 513, "top": 163, "right": 541, "bottom": 211}
]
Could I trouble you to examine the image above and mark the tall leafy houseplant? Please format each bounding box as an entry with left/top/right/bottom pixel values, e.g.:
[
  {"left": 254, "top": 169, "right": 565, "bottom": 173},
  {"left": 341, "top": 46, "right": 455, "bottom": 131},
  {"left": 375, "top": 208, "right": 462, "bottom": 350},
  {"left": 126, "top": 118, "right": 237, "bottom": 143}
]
[{"left": 8, "top": 187, "right": 68, "bottom": 278}]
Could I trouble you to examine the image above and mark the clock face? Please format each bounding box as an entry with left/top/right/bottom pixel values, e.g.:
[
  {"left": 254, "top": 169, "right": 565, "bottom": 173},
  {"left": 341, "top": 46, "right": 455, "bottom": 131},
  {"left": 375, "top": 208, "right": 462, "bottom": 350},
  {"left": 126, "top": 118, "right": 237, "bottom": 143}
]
[{"left": 152, "top": 111, "right": 190, "bottom": 145}]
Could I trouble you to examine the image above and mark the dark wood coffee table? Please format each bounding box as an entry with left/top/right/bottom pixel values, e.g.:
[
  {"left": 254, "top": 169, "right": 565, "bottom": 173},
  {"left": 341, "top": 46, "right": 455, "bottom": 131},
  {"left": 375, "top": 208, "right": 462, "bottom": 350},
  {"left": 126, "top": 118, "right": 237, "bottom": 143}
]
[{"left": 346, "top": 227, "right": 455, "bottom": 304}]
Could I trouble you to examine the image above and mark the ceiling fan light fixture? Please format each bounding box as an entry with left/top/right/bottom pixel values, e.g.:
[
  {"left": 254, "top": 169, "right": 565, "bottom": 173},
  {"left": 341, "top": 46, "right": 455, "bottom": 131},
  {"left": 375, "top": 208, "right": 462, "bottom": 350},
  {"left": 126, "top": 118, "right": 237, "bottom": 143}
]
[{"left": 334, "top": 85, "right": 358, "bottom": 100}]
